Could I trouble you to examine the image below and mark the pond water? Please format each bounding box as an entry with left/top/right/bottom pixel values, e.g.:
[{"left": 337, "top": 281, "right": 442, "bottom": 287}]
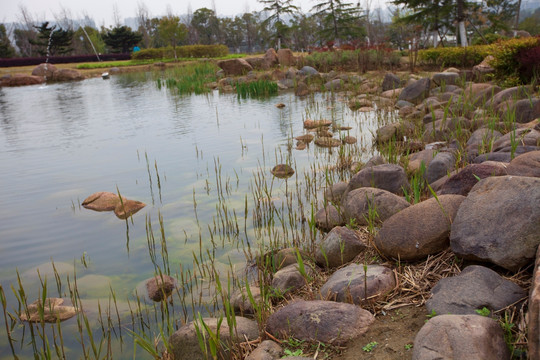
[{"left": 0, "top": 71, "right": 385, "bottom": 358}]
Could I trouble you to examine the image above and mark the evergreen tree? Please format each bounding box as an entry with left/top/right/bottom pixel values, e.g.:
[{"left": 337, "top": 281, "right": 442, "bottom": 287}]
[
  {"left": 310, "top": 0, "right": 364, "bottom": 44},
  {"left": 30, "top": 22, "right": 74, "bottom": 56},
  {"left": 258, "top": 0, "right": 299, "bottom": 49},
  {"left": 0, "top": 24, "right": 16, "bottom": 58},
  {"left": 102, "top": 26, "right": 143, "bottom": 53}
]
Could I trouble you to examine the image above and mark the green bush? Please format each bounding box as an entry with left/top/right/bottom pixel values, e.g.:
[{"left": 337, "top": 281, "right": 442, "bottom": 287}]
[
  {"left": 132, "top": 48, "right": 164, "bottom": 60},
  {"left": 132, "top": 44, "right": 229, "bottom": 60},
  {"left": 488, "top": 36, "right": 540, "bottom": 81},
  {"left": 418, "top": 46, "right": 490, "bottom": 67}
]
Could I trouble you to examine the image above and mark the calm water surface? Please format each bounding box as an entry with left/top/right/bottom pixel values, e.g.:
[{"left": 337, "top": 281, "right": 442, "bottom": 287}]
[{"left": 0, "top": 72, "right": 382, "bottom": 358}]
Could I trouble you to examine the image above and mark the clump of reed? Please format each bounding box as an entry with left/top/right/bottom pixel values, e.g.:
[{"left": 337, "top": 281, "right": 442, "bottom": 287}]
[
  {"left": 236, "top": 80, "right": 278, "bottom": 99},
  {"left": 158, "top": 62, "right": 218, "bottom": 95}
]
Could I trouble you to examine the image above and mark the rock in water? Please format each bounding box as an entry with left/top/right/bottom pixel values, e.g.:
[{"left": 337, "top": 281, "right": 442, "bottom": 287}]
[
  {"left": 114, "top": 199, "right": 146, "bottom": 219},
  {"left": 82, "top": 192, "right": 126, "bottom": 211},
  {"left": 271, "top": 164, "right": 294, "bottom": 178},
  {"left": 145, "top": 274, "right": 177, "bottom": 302},
  {"left": 20, "top": 298, "right": 77, "bottom": 323}
]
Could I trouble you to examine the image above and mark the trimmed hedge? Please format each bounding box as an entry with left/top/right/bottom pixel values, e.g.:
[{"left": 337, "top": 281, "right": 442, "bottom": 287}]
[
  {"left": 0, "top": 54, "right": 131, "bottom": 67},
  {"left": 132, "top": 44, "right": 228, "bottom": 60},
  {"left": 418, "top": 36, "right": 540, "bottom": 83}
]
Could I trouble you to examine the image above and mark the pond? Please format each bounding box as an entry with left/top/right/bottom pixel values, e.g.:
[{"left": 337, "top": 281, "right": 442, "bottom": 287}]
[{"left": 0, "top": 70, "right": 386, "bottom": 358}]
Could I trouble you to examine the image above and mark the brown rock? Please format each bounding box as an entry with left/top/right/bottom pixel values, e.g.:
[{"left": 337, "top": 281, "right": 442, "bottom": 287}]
[
  {"left": 31, "top": 63, "right": 58, "bottom": 78},
  {"left": 438, "top": 162, "right": 508, "bottom": 196},
  {"left": 169, "top": 316, "right": 259, "bottom": 360},
  {"left": 271, "top": 164, "right": 294, "bottom": 178},
  {"left": 375, "top": 195, "right": 465, "bottom": 261},
  {"left": 246, "top": 340, "right": 283, "bottom": 360},
  {"left": 20, "top": 298, "right": 77, "bottom": 323},
  {"left": 266, "top": 300, "right": 374, "bottom": 345},
  {"left": 277, "top": 49, "right": 296, "bottom": 66},
  {"left": 264, "top": 48, "right": 279, "bottom": 68},
  {"left": 320, "top": 264, "right": 395, "bottom": 304},
  {"left": 114, "top": 199, "right": 146, "bottom": 219},
  {"left": 51, "top": 68, "right": 84, "bottom": 81},
  {"left": 0, "top": 74, "right": 45, "bottom": 87},
  {"left": 272, "top": 263, "right": 314, "bottom": 294},
  {"left": 82, "top": 191, "right": 127, "bottom": 211},
  {"left": 507, "top": 150, "right": 540, "bottom": 177},
  {"left": 315, "top": 204, "right": 344, "bottom": 232},
  {"left": 232, "top": 285, "right": 262, "bottom": 315},
  {"left": 217, "top": 58, "right": 253, "bottom": 76},
  {"left": 145, "top": 274, "right": 177, "bottom": 302},
  {"left": 314, "top": 137, "right": 341, "bottom": 148},
  {"left": 530, "top": 246, "right": 540, "bottom": 360},
  {"left": 303, "top": 119, "right": 332, "bottom": 129},
  {"left": 346, "top": 163, "right": 410, "bottom": 196},
  {"left": 315, "top": 226, "right": 366, "bottom": 268},
  {"left": 412, "top": 314, "right": 510, "bottom": 360}
]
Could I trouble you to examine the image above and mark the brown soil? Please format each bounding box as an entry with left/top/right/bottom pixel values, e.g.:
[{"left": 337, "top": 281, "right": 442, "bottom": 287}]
[{"left": 334, "top": 305, "right": 426, "bottom": 360}]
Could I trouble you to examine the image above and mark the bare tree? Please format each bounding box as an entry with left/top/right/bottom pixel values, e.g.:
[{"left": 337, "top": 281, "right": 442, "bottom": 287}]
[
  {"left": 53, "top": 5, "right": 74, "bottom": 31},
  {"left": 113, "top": 3, "right": 122, "bottom": 27}
]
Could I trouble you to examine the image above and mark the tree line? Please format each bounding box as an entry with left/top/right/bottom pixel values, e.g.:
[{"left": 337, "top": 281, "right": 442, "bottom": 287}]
[{"left": 0, "top": 0, "right": 537, "bottom": 59}]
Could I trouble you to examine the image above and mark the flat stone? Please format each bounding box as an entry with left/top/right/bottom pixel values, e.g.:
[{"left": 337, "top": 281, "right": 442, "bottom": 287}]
[
  {"left": 426, "top": 265, "right": 526, "bottom": 316},
  {"left": 20, "top": 298, "right": 77, "bottom": 323},
  {"left": 450, "top": 176, "right": 540, "bottom": 271},
  {"left": 82, "top": 191, "right": 126, "bottom": 211},
  {"left": 375, "top": 195, "right": 465, "bottom": 261},
  {"left": 266, "top": 300, "right": 375, "bottom": 345},
  {"left": 271, "top": 164, "right": 294, "bottom": 179},
  {"left": 114, "top": 199, "right": 146, "bottom": 219},
  {"left": 432, "top": 72, "right": 460, "bottom": 86},
  {"left": 412, "top": 315, "right": 510, "bottom": 360},
  {"left": 320, "top": 264, "right": 395, "bottom": 304},
  {"left": 315, "top": 226, "right": 366, "bottom": 268}
]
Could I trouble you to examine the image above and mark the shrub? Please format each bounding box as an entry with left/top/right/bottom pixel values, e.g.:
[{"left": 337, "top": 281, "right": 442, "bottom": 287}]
[
  {"left": 516, "top": 45, "right": 540, "bottom": 83},
  {"left": 488, "top": 36, "right": 540, "bottom": 82},
  {"left": 418, "top": 46, "right": 490, "bottom": 67},
  {"left": 305, "top": 46, "right": 400, "bottom": 72},
  {"left": 132, "top": 48, "right": 164, "bottom": 60}
]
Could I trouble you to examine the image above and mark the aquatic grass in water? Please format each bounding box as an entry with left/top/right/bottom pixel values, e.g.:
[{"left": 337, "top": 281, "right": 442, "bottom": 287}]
[
  {"left": 159, "top": 62, "right": 218, "bottom": 95},
  {"left": 236, "top": 80, "right": 278, "bottom": 99}
]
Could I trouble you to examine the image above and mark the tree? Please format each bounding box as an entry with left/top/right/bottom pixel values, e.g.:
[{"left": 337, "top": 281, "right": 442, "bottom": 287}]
[
  {"left": 30, "top": 22, "right": 74, "bottom": 56},
  {"left": 0, "top": 24, "right": 16, "bottom": 58},
  {"left": 310, "top": 0, "right": 364, "bottom": 44},
  {"left": 72, "top": 26, "right": 106, "bottom": 56},
  {"left": 102, "top": 26, "right": 143, "bottom": 53},
  {"left": 158, "top": 15, "right": 187, "bottom": 60},
  {"left": 258, "top": 0, "right": 299, "bottom": 49},
  {"left": 289, "top": 13, "right": 320, "bottom": 50},
  {"left": 518, "top": 8, "right": 540, "bottom": 35},
  {"left": 191, "top": 8, "right": 220, "bottom": 44}
]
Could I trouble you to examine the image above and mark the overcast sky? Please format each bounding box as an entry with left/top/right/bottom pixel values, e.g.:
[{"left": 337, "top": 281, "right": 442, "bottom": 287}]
[{"left": 1, "top": 0, "right": 340, "bottom": 27}]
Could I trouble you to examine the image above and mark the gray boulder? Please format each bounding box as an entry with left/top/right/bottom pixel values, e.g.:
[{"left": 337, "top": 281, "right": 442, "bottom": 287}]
[
  {"left": 450, "top": 176, "right": 540, "bottom": 271},
  {"left": 315, "top": 226, "right": 366, "bottom": 268},
  {"left": 426, "top": 265, "right": 526, "bottom": 315},
  {"left": 398, "top": 78, "right": 431, "bottom": 105},
  {"left": 425, "top": 151, "right": 456, "bottom": 184},
  {"left": 314, "top": 204, "right": 344, "bottom": 232},
  {"left": 320, "top": 264, "right": 395, "bottom": 304},
  {"left": 506, "top": 150, "right": 540, "bottom": 177},
  {"left": 323, "top": 181, "right": 348, "bottom": 203},
  {"left": 266, "top": 300, "right": 374, "bottom": 345},
  {"left": 346, "top": 164, "right": 410, "bottom": 196},
  {"left": 342, "top": 187, "right": 411, "bottom": 226},
  {"left": 375, "top": 195, "right": 465, "bottom": 261},
  {"left": 412, "top": 315, "right": 510, "bottom": 360},
  {"left": 438, "top": 162, "right": 508, "bottom": 196},
  {"left": 432, "top": 72, "right": 460, "bottom": 87},
  {"left": 169, "top": 316, "right": 259, "bottom": 360},
  {"left": 272, "top": 264, "right": 314, "bottom": 294},
  {"left": 382, "top": 73, "right": 401, "bottom": 91}
]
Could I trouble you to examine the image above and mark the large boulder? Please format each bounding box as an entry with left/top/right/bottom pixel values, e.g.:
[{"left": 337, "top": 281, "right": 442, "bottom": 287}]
[
  {"left": 426, "top": 265, "right": 526, "bottom": 315},
  {"left": 31, "top": 63, "right": 58, "bottom": 78},
  {"left": 263, "top": 48, "right": 279, "bottom": 68},
  {"left": 450, "top": 176, "right": 540, "bottom": 271},
  {"left": 381, "top": 73, "right": 401, "bottom": 91},
  {"left": 314, "top": 204, "right": 344, "bottom": 232},
  {"left": 320, "top": 264, "right": 395, "bottom": 304},
  {"left": 412, "top": 315, "right": 510, "bottom": 360},
  {"left": 485, "top": 85, "right": 533, "bottom": 109},
  {"left": 472, "top": 55, "right": 495, "bottom": 80},
  {"left": 375, "top": 195, "right": 465, "bottom": 261},
  {"left": 346, "top": 164, "right": 410, "bottom": 196},
  {"left": 398, "top": 78, "right": 431, "bottom": 105},
  {"left": 438, "top": 162, "right": 508, "bottom": 196},
  {"left": 499, "top": 98, "right": 540, "bottom": 124},
  {"left": 425, "top": 150, "right": 456, "bottom": 184},
  {"left": 265, "top": 300, "right": 374, "bottom": 345},
  {"left": 217, "top": 58, "right": 253, "bottom": 76},
  {"left": 342, "top": 187, "right": 411, "bottom": 226},
  {"left": 169, "top": 316, "right": 259, "bottom": 360},
  {"left": 277, "top": 49, "right": 295, "bottom": 66},
  {"left": 506, "top": 150, "right": 540, "bottom": 177},
  {"left": 315, "top": 226, "right": 366, "bottom": 268},
  {"left": 0, "top": 74, "right": 45, "bottom": 86},
  {"left": 530, "top": 246, "right": 540, "bottom": 360},
  {"left": 51, "top": 68, "right": 84, "bottom": 81}
]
